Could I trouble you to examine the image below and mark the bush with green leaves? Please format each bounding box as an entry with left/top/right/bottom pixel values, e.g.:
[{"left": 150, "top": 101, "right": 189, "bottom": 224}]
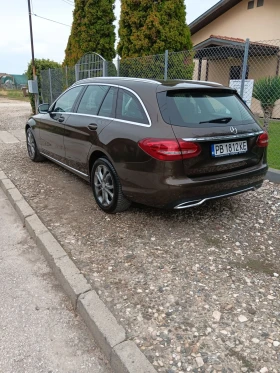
[
  {"left": 27, "top": 59, "right": 61, "bottom": 113},
  {"left": 253, "top": 76, "right": 280, "bottom": 121}
]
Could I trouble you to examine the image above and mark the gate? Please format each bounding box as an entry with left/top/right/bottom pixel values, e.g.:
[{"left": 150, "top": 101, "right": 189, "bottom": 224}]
[{"left": 75, "top": 53, "right": 107, "bottom": 81}]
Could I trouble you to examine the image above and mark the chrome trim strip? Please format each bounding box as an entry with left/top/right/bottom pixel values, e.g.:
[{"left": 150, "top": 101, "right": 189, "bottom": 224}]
[
  {"left": 174, "top": 187, "right": 255, "bottom": 209},
  {"left": 40, "top": 152, "right": 89, "bottom": 177},
  {"left": 51, "top": 83, "right": 152, "bottom": 128},
  {"left": 182, "top": 131, "right": 263, "bottom": 142},
  {"left": 63, "top": 112, "right": 151, "bottom": 127}
]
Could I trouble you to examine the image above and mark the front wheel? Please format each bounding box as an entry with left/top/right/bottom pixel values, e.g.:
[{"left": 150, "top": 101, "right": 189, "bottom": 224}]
[
  {"left": 26, "top": 128, "right": 45, "bottom": 162},
  {"left": 91, "top": 158, "right": 131, "bottom": 213}
]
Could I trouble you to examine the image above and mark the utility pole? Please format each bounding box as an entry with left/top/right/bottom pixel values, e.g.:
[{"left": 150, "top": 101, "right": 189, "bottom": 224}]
[{"left": 27, "top": 0, "right": 39, "bottom": 113}]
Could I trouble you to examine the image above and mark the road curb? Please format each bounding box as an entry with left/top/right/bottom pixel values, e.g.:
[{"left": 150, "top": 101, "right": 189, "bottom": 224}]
[
  {"left": 266, "top": 167, "right": 280, "bottom": 184},
  {"left": 0, "top": 168, "right": 157, "bottom": 373}
]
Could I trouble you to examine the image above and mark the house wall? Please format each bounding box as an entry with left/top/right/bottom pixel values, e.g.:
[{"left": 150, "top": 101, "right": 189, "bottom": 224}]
[
  {"left": 192, "top": 0, "right": 280, "bottom": 46},
  {"left": 205, "top": 55, "right": 280, "bottom": 118}
]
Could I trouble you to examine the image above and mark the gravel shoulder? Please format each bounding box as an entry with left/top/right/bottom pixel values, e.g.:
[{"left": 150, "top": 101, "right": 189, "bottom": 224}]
[{"left": 1, "top": 98, "right": 279, "bottom": 373}]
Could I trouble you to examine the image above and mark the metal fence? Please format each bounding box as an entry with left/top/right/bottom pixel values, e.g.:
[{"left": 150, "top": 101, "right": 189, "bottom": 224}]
[{"left": 41, "top": 38, "right": 280, "bottom": 169}]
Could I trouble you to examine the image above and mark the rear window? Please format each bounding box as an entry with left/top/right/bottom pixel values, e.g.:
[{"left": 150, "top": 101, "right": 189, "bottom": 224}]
[{"left": 157, "top": 90, "right": 255, "bottom": 127}]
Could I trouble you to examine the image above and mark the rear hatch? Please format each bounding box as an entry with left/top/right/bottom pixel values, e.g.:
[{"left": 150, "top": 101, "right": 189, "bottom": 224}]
[{"left": 157, "top": 88, "right": 266, "bottom": 177}]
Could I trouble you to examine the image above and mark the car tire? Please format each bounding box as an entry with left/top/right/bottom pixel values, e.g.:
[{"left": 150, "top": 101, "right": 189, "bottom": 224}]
[
  {"left": 91, "top": 157, "right": 131, "bottom": 213},
  {"left": 26, "top": 128, "right": 45, "bottom": 162}
]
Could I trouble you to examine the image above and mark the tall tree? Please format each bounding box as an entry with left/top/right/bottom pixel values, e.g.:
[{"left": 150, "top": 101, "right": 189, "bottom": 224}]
[
  {"left": 64, "top": 0, "right": 87, "bottom": 66},
  {"left": 117, "top": 0, "right": 192, "bottom": 58},
  {"left": 64, "top": 0, "right": 115, "bottom": 66}
]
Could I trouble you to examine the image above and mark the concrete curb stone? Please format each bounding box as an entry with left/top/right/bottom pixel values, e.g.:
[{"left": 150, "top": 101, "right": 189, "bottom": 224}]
[
  {"left": 53, "top": 255, "right": 91, "bottom": 307},
  {"left": 77, "top": 290, "right": 126, "bottom": 361},
  {"left": 14, "top": 199, "right": 35, "bottom": 224},
  {"left": 25, "top": 214, "right": 48, "bottom": 241},
  {"left": 112, "top": 341, "right": 157, "bottom": 373},
  {"left": 0, "top": 170, "right": 7, "bottom": 180},
  {"left": 0, "top": 178, "right": 15, "bottom": 193},
  {"left": 6, "top": 187, "right": 23, "bottom": 207},
  {"left": 36, "top": 231, "right": 67, "bottom": 264},
  {"left": 0, "top": 167, "right": 157, "bottom": 373},
  {"left": 266, "top": 167, "right": 280, "bottom": 184}
]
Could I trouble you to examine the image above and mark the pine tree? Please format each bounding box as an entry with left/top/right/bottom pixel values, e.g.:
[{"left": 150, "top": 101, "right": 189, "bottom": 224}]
[
  {"left": 117, "top": 0, "right": 192, "bottom": 59},
  {"left": 81, "top": 0, "right": 116, "bottom": 61},
  {"left": 64, "top": 0, "right": 115, "bottom": 66},
  {"left": 64, "top": 0, "right": 87, "bottom": 66}
]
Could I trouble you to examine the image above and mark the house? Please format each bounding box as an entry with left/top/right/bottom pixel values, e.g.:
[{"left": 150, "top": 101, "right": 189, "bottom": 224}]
[
  {"left": 189, "top": 0, "right": 280, "bottom": 118},
  {"left": 190, "top": 0, "right": 280, "bottom": 46},
  {"left": 0, "top": 74, "right": 28, "bottom": 89}
]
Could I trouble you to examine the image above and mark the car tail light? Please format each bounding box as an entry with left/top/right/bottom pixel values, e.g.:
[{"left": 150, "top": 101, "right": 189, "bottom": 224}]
[
  {"left": 256, "top": 132, "right": 269, "bottom": 147},
  {"left": 138, "top": 138, "right": 201, "bottom": 161}
]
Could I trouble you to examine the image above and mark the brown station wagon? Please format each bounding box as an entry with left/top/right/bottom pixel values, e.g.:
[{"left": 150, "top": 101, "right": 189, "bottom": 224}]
[{"left": 26, "top": 77, "right": 268, "bottom": 213}]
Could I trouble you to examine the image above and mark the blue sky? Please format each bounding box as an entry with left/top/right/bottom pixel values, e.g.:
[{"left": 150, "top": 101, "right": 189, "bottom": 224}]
[{"left": 0, "top": 0, "right": 220, "bottom": 74}]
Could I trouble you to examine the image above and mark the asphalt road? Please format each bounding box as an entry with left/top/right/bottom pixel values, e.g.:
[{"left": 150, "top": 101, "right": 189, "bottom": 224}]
[{"left": 0, "top": 187, "right": 112, "bottom": 373}]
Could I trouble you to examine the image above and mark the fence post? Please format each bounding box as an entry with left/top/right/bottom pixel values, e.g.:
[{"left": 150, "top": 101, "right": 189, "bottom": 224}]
[
  {"left": 75, "top": 64, "right": 79, "bottom": 81},
  {"left": 164, "top": 50, "right": 169, "bottom": 81},
  {"left": 117, "top": 57, "right": 120, "bottom": 77},
  {"left": 103, "top": 60, "right": 108, "bottom": 77},
  {"left": 240, "top": 38, "right": 250, "bottom": 99},
  {"left": 48, "top": 68, "right": 53, "bottom": 104},
  {"left": 65, "top": 66, "right": 68, "bottom": 88}
]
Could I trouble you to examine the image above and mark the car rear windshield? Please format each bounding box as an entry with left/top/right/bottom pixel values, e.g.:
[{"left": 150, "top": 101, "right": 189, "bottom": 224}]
[{"left": 157, "top": 90, "right": 255, "bottom": 127}]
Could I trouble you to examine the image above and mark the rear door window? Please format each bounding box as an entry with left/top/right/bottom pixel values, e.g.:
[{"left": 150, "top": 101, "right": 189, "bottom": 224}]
[
  {"left": 77, "top": 85, "right": 109, "bottom": 115},
  {"left": 116, "top": 89, "right": 149, "bottom": 125},
  {"left": 157, "top": 90, "right": 255, "bottom": 127}
]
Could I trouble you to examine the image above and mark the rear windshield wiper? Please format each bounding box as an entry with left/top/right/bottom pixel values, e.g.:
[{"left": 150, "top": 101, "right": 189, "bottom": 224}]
[{"left": 199, "top": 117, "right": 232, "bottom": 124}]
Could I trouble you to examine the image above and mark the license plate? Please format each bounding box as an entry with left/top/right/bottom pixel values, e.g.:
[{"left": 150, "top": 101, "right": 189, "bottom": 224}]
[{"left": 211, "top": 140, "right": 248, "bottom": 157}]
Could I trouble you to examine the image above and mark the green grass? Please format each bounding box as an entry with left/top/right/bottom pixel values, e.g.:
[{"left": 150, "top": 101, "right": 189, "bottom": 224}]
[
  {"left": 0, "top": 89, "right": 30, "bottom": 102},
  {"left": 266, "top": 121, "right": 280, "bottom": 170}
]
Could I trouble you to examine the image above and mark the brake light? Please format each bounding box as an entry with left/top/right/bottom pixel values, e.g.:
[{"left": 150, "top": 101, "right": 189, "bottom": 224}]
[
  {"left": 256, "top": 132, "right": 269, "bottom": 147},
  {"left": 138, "top": 138, "right": 201, "bottom": 161}
]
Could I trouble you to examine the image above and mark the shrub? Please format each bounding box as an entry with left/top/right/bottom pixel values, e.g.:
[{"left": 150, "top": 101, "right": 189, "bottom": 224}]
[
  {"left": 253, "top": 76, "right": 280, "bottom": 127},
  {"left": 27, "top": 59, "right": 61, "bottom": 114}
]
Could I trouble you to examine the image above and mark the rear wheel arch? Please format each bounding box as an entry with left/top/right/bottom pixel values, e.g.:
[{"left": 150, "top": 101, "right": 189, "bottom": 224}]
[{"left": 88, "top": 150, "right": 114, "bottom": 182}]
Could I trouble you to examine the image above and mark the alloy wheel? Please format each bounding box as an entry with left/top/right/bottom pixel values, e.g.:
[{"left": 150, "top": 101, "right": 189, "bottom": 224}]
[
  {"left": 94, "top": 164, "right": 114, "bottom": 207},
  {"left": 27, "top": 130, "right": 36, "bottom": 159}
]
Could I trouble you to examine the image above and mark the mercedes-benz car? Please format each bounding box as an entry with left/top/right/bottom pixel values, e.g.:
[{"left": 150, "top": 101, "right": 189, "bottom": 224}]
[{"left": 25, "top": 77, "right": 268, "bottom": 213}]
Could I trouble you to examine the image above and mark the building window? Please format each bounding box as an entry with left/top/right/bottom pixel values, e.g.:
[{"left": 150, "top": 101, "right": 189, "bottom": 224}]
[
  {"left": 248, "top": 0, "right": 254, "bottom": 9},
  {"left": 257, "top": 0, "right": 264, "bottom": 7},
  {"left": 230, "top": 66, "right": 249, "bottom": 81}
]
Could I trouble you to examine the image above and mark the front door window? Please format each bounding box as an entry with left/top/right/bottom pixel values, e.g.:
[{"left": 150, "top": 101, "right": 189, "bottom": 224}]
[{"left": 53, "top": 86, "right": 84, "bottom": 113}]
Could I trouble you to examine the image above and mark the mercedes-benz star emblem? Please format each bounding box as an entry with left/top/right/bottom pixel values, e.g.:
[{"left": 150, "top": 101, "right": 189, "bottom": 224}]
[{"left": 230, "top": 126, "right": 238, "bottom": 134}]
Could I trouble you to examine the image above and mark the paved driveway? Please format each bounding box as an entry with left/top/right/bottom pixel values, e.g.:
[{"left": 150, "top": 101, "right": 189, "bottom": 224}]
[{"left": 0, "top": 186, "right": 111, "bottom": 373}]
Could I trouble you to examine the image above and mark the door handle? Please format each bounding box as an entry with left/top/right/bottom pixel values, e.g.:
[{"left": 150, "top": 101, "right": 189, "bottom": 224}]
[
  {"left": 88, "top": 123, "right": 98, "bottom": 131},
  {"left": 58, "top": 116, "right": 65, "bottom": 123}
]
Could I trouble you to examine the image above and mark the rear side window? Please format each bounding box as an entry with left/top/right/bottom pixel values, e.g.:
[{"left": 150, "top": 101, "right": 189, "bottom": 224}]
[
  {"left": 116, "top": 89, "right": 149, "bottom": 125},
  {"left": 77, "top": 85, "right": 109, "bottom": 115},
  {"left": 98, "top": 87, "right": 117, "bottom": 118},
  {"left": 157, "top": 90, "right": 255, "bottom": 127}
]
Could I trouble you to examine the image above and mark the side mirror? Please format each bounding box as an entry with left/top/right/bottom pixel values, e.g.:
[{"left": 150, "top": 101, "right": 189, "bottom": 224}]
[{"left": 38, "top": 103, "right": 50, "bottom": 114}]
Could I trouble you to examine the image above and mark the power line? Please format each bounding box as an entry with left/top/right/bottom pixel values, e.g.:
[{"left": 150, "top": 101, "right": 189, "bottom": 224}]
[
  {"left": 61, "top": 0, "right": 74, "bottom": 6},
  {"left": 32, "top": 13, "right": 71, "bottom": 27}
]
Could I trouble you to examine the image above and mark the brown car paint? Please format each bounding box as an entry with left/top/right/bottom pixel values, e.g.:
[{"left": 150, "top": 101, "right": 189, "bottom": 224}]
[{"left": 27, "top": 78, "right": 268, "bottom": 209}]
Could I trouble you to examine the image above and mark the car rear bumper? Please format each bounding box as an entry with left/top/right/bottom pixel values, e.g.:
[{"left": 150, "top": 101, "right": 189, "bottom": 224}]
[
  {"left": 125, "top": 164, "right": 268, "bottom": 208},
  {"left": 172, "top": 184, "right": 261, "bottom": 209}
]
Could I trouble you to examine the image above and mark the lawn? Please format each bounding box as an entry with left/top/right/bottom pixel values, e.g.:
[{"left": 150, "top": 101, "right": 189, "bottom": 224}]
[
  {"left": 267, "top": 121, "right": 280, "bottom": 170},
  {"left": 0, "top": 89, "right": 30, "bottom": 102}
]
